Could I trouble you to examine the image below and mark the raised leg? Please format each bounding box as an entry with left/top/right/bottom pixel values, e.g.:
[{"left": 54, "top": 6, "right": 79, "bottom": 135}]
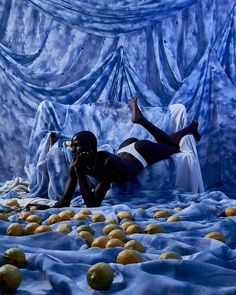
[
  {"left": 129, "top": 97, "right": 201, "bottom": 146},
  {"left": 170, "top": 121, "right": 201, "bottom": 144},
  {"left": 129, "top": 97, "right": 178, "bottom": 147}
]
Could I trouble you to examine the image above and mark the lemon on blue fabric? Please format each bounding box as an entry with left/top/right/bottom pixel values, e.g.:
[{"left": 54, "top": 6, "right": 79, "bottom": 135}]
[
  {"left": 91, "top": 213, "right": 105, "bottom": 222},
  {"left": 56, "top": 223, "right": 72, "bottom": 234},
  {"left": 108, "top": 229, "right": 126, "bottom": 242},
  {"left": 76, "top": 225, "right": 95, "bottom": 235},
  {"left": 73, "top": 212, "right": 89, "bottom": 220},
  {"left": 0, "top": 213, "right": 9, "bottom": 221},
  {"left": 167, "top": 215, "right": 182, "bottom": 222},
  {"left": 124, "top": 240, "right": 145, "bottom": 253},
  {"left": 87, "top": 262, "right": 114, "bottom": 290},
  {"left": 19, "top": 211, "right": 31, "bottom": 221},
  {"left": 105, "top": 238, "right": 125, "bottom": 248},
  {"left": 29, "top": 206, "right": 38, "bottom": 211},
  {"left": 120, "top": 221, "right": 134, "bottom": 230},
  {"left": 34, "top": 225, "right": 52, "bottom": 234},
  {"left": 79, "top": 231, "right": 93, "bottom": 246},
  {"left": 105, "top": 217, "right": 117, "bottom": 224},
  {"left": 24, "top": 222, "right": 39, "bottom": 235},
  {"left": 2, "top": 248, "right": 26, "bottom": 268},
  {"left": 0, "top": 264, "right": 22, "bottom": 293},
  {"left": 174, "top": 207, "right": 183, "bottom": 212},
  {"left": 47, "top": 214, "right": 61, "bottom": 225},
  {"left": 103, "top": 223, "right": 121, "bottom": 235},
  {"left": 153, "top": 210, "right": 171, "bottom": 218},
  {"left": 58, "top": 211, "right": 71, "bottom": 221},
  {"left": 7, "top": 223, "right": 24, "bottom": 236},
  {"left": 91, "top": 236, "right": 109, "bottom": 248},
  {"left": 26, "top": 214, "right": 42, "bottom": 224},
  {"left": 62, "top": 209, "right": 75, "bottom": 217},
  {"left": 5, "top": 199, "right": 20, "bottom": 207},
  {"left": 125, "top": 224, "right": 143, "bottom": 234},
  {"left": 144, "top": 223, "right": 165, "bottom": 234},
  {"left": 204, "top": 231, "right": 225, "bottom": 242},
  {"left": 117, "top": 211, "right": 133, "bottom": 222},
  {"left": 159, "top": 251, "right": 182, "bottom": 260},
  {"left": 116, "top": 249, "right": 141, "bottom": 264},
  {"left": 1, "top": 248, "right": 26, "bottom": 268},
  {"left": 80, "top": 208, "right": 92, "bottom": 215},
  {"left": 224, "top": 208, "right": 236, "bottom": 216}
]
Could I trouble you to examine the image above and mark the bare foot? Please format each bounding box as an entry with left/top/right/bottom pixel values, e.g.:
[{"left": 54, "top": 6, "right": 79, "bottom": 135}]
[
  {"left": 190, "top": 120, "right": 201, "bottom": 141},
  {"left": 129, "top": 96, "right": 145, "bottom": 124}
]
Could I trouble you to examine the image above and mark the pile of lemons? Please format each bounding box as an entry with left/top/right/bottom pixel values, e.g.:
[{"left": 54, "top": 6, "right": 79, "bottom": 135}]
[{"left": 3, "top": 199, "right": 235, "bottom": 291}]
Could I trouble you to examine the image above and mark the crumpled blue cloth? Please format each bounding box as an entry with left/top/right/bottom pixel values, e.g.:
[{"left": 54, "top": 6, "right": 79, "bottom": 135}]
[
  {"left": 0, "top": 1, "right": 236, "bottom": 293},
  {"left": 0, "top": 0, "right": 235, "bottom": 193},
  {"left": 1, "top": 190, "right": 236, "bottom": 294},
  {"left": 28, "top": 0, "right": 198, "bottom": 37}
]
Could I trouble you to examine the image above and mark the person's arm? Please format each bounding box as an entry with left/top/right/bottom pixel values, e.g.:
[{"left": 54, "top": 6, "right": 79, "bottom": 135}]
[
  {"left": 77, "top": 173, "right": 111, "bottom": 207},
  {"left": 53, "top": 161, "right": 77, "bottom": 208}
]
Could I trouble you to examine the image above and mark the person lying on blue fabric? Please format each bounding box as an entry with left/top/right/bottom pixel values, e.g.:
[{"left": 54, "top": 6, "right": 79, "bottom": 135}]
[{"left": 28, "top": 97, "right": 201, "bottom": 209}]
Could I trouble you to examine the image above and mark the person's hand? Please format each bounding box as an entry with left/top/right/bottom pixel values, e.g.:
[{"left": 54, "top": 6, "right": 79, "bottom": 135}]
[{"left": 72, "top": 154, "right": 86, "bottom": 175}]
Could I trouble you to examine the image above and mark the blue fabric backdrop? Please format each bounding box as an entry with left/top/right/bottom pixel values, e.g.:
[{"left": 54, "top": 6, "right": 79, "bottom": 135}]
[
  {"left": 1, "top": 1, "right": 236, "bottom": 294},
  {"left": 0, "top": 0, "right": 235, "bottom": 194}
]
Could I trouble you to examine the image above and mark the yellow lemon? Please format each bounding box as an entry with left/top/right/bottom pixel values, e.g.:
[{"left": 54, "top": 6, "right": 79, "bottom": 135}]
[
  {"left": 47, "top": 214, "right": 61, "bottom": 225},
  {"left": 5, "top": 199, "right": 20, "bottom": 207},
  {"left": 167, "top": 215, "right": 181, "bottom": 222},
  {"left": 144, "top": 224, "right": 165, "bottom": 234},
  {"left": 224, "top": 208, "right": 236, "bottom": 216},
  {"left": 76, "top": 225, "right": 95, "bottom": 235},
  {"left": 18, "top": 212, "right": 31, "bottom": 221},
  {"left": 103, "top": 224, "right": 121, "bottom": 235},
  {"left": 87, "top": 262, "right": 114, "bottom": 290},
  {"left": 34, "top": 225, "right": 52, "bottom": 234},
  {"left": 105, "top": 239, "right": 125, "bottom": 248},
  {"left": 73, "top": 213, "right": 89, "bottom": 221},
  {"left": 56, "top": 224, "right": 72, "bottom": 234},
  {"left": 153, "top": 210, "right": 171, "bottom": 218},
  {"left": 91, "top": 213, "right": 105, "bottom": 222},
  {"left": 0, "top": 213, "right": 9, "bottom": 222},
  {"left": 116, "top": 249, "right": 141, "bottom": 264},
  {"left": 174, "top": 207, "right": 183, "bottom": 212},
  {"left": 159, "top": 251, "right": 182, "bottom": 260},
  {"left": 6, "top": 223, "right": 24, "bottom": 236},
  {"left": 79, "top": 231, "right": 93, "bottom": 246},
  {"left": 80, "top": 208, "right": 92, "bottom": 215},
  {"left": 61, "top": 209, "right": 75, "bottom": 218},
  {"left": 91, "top": 236, "right": 109, "bottom": 248},
  {"left": 108, "top": 229, "right": 126, "bottom": 242},
  {"left": 3, "top": 248, "right": 26, "bottom": 268},
  {"left": 124, "top": 240, "right": 145, "bottom": 253},
  {"left": 204, "top": 231, "right": 225, "bottom": 242},
  {"left": 24, "top": 222, "right": 39, "bottom": 235},
  {"left": 58, "top": 211, "right": 71, "bottom": 221},
  {"left": 117, "top": 211, "right": 133, "bottom": 222},
  {"left": 0, "top": 264, "right": 22, "bottom": 293},
  {"left": 29, "top": 206, "right": 38, "bottom": 211},
  {"left": 26, "top": 214, "right": 42, "bottom": 224},
  {"left": 105, "top": 217, "right": 117, "bottom": 224},
  {"left": 125, "top": 224, "right": 143, "bottom": 235},
  {"left": 120, "top": 221, "right": 134, "bottom": 230}
]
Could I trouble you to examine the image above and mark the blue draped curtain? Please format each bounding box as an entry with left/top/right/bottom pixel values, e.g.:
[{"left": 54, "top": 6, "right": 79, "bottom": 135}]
[{"left": 0, "top": 0, "right": 235, "bottom": 193}]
